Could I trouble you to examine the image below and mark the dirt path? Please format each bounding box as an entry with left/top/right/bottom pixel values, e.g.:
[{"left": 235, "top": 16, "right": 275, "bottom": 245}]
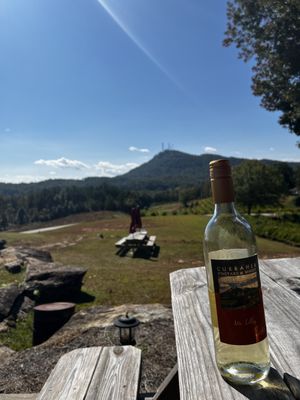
[{"left": 20, "top": 223, "right": 77, "bottom": 234}]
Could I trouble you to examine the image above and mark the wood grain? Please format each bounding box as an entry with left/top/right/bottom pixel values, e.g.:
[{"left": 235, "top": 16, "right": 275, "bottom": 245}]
[
  {"left": 37, "top": 347, "right": 102, "bottom": 400},
  {"left": 260, "top": 258, "right": 300, "bottom": 299},
  {"left": 284, "top": 373, "right": 300, "bottom": 400},
  {"left": 85, "top": 346, "right": 141, "bottom": 400},
  {"left": 36, "top": 346, "right": 141, "bottom": 400},
  {"left": 170, "top": 257, "right": 300, "bottom": 400},
  {"left": 259, "top": 259, "right": 300, "bottom": 376},
  {"left": 0, "top": 396, "right": 37, "bottom": 400}
]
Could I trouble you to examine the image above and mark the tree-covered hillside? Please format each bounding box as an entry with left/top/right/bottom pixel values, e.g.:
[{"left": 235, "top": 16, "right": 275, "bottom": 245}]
[{"left": 0, "top": 151, "right": 299, "bottom": 229}]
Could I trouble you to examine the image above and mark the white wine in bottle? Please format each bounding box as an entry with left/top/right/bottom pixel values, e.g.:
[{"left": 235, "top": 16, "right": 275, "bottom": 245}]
[{"left": 203, "top": 159, "right": 270, "bottom": 384}]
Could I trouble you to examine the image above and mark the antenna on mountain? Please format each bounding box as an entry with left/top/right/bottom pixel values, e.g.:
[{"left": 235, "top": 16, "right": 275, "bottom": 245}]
[{"left": 161, "top": 142, "right": 165, "bottom": 151}]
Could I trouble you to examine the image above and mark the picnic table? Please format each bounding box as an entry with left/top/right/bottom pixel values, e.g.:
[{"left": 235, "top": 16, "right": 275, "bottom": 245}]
[
  {"left": 115, "top": 230, "right": 157, "bottom": 257},
  {"left": 1, "top": 346, "right": 141, "bottom": 400},
  {"left": 170, "top": 257, "right": 300, "bottom": 400}
]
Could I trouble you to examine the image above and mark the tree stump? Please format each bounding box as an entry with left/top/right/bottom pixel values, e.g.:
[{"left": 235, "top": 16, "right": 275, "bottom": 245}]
[{"left": 33, "top": 302, "right": 75, "bottom": 345}]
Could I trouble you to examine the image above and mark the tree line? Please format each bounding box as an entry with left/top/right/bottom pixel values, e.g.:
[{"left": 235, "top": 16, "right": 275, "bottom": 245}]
[
  {"left": 0, "top": 182, "right": 210, "bottom": 230},
  {"left": 0, "top": 160, "right": 299, "bottom": 230}
]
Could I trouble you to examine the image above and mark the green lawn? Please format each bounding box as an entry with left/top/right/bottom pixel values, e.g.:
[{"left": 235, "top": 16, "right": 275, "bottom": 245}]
[
  {"left": 1, "top": 212, "right": 300, "bottom": 351},
  {"left": 1, "top": 213, "right": 300, "bottom": 306}
]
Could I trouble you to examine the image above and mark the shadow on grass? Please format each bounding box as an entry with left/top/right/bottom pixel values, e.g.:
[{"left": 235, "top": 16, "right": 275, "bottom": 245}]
[
  {"left": 133, "top": 245, "right": 161, "bottom": 261},
  {"left": 116, "top": 245, "right": 161, "bottom": 261},
  {"left": 34, "top": 290, "right": 96, "bottom": 305},
  {"left": 74, "top": 291, "right": 96, "bottom": 304}
]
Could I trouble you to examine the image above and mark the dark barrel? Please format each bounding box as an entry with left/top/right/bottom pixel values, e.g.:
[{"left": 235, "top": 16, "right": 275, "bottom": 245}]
[{"left": 33, "top": 302, "right": 75, "bottom": 345}]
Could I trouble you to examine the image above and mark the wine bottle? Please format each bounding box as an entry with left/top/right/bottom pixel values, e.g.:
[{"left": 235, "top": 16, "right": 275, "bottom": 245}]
[{"left": 203, "top": 159, "right": 270, "bottom": 384}]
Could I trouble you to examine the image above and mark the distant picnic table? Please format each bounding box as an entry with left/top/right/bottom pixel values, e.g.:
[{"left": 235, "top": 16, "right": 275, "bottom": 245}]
[{"left": 115, "top": 230, "right": 157, "bottom": 257}]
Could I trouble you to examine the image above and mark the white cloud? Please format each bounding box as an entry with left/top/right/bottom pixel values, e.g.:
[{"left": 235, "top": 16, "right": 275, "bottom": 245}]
[
  {"left": 4, "top": 128, "right": 11, "bottom": 133},
  {"left": 129, "top": 146, "right": 150, "bottom": 153},
  {"left": 204, "top": 146, "right": 217, "bottom": 153},
  {"left": 34, "top": 157, "right": 90, "bottom": 170},
  {"left": 269, "top": 147, "right": 275, "bottom": 151},
  {"left": 0, "top": 174, "right": 48, "bottom": 183},
  {"left": 94, "top": 161, "right": 139, "bottom": 177}
]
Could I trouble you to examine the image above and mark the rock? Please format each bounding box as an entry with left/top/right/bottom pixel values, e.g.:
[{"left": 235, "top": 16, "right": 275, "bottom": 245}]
[
  {"left": 0, "top": 284, "right": 23, "bottom": 321},
  {"left": 0, "top": 321, "right": 9, "bottom": 333},
  {"left": 16, "top": 248, "right": 53, "bottom": 263},
  {"left": 0, "top": 345, "right": 15, "bottom": 362},
  {"left": 0, "top": 247, "right": 52, "bottom": 267},
  {"left": 18, "top": 296, "right": 35, "bottom": 318},
  {"left": 0, "top": 239, "right": 6, "bottom": 250},
  {"left": 0, "top": 248, "right": 21, "bottom": 266},
  {"left": 6, "top": 319, "right": 16, "bottom": 328},
  {"left": 0, "top": 304, "right": 176, "bottom": 395},
  {"left": 5, "top": 261, "right": 23, "bottom": 274},
  {"left": 46, "top": 303, "right": 173, "bottom": 345},
  {"left": 24, "top": 261, "right": 87, "bottom": 302}
]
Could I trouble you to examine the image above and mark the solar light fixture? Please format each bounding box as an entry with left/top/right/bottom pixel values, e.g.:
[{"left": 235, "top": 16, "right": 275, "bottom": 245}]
[{"left": 114, "top": 313, "right": 140, "bottom": 345}]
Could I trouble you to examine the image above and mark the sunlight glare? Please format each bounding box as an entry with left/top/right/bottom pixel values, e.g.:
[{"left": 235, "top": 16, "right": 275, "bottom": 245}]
[{"left": 97, "top": 0, "right": 185, "bottom": 92}]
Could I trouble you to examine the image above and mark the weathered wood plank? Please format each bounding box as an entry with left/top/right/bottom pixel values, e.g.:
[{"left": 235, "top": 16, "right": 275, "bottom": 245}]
[
  {"left": 85, "top": 346, "right": 141, "bottom": 400},
  {"left": 37, "top": 347, "right": 102, "bottom": 400},
  {"left": 259, "top": 265, "right": 300, "bottom": 377},
  {"left": 260, "top": 258, "right": 300, "bottom": 299},
  {"left": 284, "top": 373, "right": 300, "bottom": 400},
  {"left": 36, "top": 346, "right": 141, "bottom": 400},
  {"left": 171, "top": 267, "right": 244, "bottom": 399},
  {"left": 0, "top": 396, "right": 37, "bottom": 400},
  {"left": 115, "top": 237, "right": 127, "bottom": 247},
  {"left": 283, "top": 374, "right": 300, "bottom": 400},
  {"left": 170, "top": 264, "right": 300, "bottom": 400}
]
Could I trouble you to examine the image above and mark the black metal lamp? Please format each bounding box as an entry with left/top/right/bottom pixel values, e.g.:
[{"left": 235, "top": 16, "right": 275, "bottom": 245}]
[{"left": 114, "top": 313, "right": 140, "bottom": 345}]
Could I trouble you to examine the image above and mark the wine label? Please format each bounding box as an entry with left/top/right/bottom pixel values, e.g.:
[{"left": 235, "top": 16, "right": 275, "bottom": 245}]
[{"left": 211, "top": 255, "right": 267, "bottom": 345}]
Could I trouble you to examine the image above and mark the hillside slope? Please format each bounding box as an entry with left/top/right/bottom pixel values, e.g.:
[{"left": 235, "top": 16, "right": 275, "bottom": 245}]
[{"left": 0, "top": 150, "right": 299, "bottom": 194}]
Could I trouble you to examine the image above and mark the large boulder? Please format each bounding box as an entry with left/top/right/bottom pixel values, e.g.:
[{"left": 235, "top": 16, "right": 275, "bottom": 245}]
[
  {"left": 0, "top": 239, "right": 6, "bottom": 250},
  {"left": 0, "top": 247, "right": 52, "bottom": 267},
  {"left": 16, "top": 248, "right": 53, "bottom": 263},
  {"left": 0, "top": 284, "right": 23, "bottom": 321},
  {"left": 24, "top": 260, "right": 87, "bottom": 302},
  {"left": 0, "top": 304, "right": 176, "bottom": 395},
  {"left": 5, "top": 261, "right": 23, "bottom": 274}
]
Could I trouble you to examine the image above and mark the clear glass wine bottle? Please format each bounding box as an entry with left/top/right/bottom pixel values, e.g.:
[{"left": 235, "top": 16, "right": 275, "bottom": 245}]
[{"left": 203, "top": 159, "right": 270, "bottom": 384}]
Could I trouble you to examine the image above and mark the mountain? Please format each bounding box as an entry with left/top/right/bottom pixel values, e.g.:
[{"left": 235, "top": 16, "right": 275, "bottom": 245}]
[
  {"left": 112, "top": 150, "right": 300, "bottom": 189},
  {"left": 0, "top": 150, "right": 299, "bottom": 195}
]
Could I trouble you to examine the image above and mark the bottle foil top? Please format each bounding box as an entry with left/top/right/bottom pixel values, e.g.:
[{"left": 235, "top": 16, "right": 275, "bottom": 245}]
[
  {"left": 210, "top": 159, "right": 232, "bottom": 179},
  {"left": 209, "top": 159, "right": 234, "bottom": 203}
]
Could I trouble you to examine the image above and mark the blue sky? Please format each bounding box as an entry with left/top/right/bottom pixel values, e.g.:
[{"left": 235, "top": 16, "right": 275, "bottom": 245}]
[{"left": 0, "top": 0, "right": 299, "bottom": 183}]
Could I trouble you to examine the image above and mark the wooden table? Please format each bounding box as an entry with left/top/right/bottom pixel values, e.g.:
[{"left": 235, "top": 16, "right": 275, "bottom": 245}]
[
  {"left": 115, "top": 231, "right": 157, "bottom": 257},
  {"left": 2, "top": 346, "right": 142, "bottom": 400},
  {"left": 170, "top": 257, "right": 300, "bottom": 400},
  {"left": 126, "top": 232, "right": 148, "bottom": 246}
]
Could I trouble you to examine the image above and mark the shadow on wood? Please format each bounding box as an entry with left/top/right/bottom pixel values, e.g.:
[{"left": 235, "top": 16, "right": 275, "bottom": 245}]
[
  {"left": 284, "top": 373, "right": 300, "bottom": 400},
  {"left": 228, "top": 368, "right": 297, "bottom": 399}
]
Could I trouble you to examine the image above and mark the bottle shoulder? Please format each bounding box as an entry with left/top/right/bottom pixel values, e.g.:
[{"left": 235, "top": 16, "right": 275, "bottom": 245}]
[{"left": 204, "top": 212, "right": 256, "bottom": 245}]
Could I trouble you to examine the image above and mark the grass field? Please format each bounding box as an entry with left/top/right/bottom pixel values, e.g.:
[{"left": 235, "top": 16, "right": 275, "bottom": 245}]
[
  {"left": 1, "top": 212, "right": 300, "bottom": 306},
  {"left": 1, "top": 211, "right": 300, "bottom": 350}
]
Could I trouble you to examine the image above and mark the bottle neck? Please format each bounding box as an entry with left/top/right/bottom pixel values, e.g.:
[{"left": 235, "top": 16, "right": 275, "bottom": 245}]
[
  {"left": 211, "top": 176, "right": 234, "bottom": 204},
  {"left": 214, "top": 202, "right": 237, "bottom": 216}
]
